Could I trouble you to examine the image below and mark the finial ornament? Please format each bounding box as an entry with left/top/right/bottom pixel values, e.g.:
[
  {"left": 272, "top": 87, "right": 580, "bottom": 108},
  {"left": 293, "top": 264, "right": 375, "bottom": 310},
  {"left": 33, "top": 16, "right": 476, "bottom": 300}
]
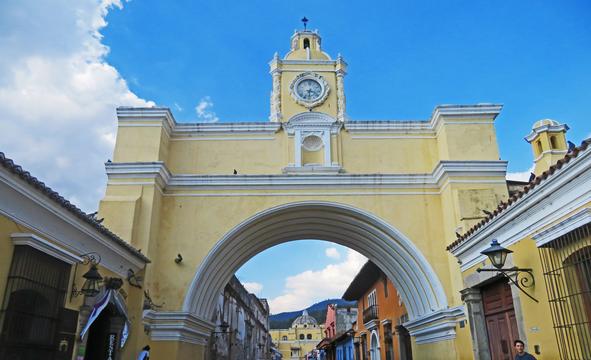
[{"left": 301, "top": 17, "right": 309, "bottom": 30}]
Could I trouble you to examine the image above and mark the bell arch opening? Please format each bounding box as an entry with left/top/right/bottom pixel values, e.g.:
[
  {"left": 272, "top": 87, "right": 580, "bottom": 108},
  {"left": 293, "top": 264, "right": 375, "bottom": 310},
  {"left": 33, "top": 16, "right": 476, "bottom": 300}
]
[{"left": 183, "top": 201, "right": 449, "bottom": 324}]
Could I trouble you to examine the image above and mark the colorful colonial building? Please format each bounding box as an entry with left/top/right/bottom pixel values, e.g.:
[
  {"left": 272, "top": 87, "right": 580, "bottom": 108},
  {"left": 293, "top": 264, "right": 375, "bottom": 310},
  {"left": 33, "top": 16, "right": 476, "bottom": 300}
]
[
  {"left": 270, "top": 311, "right": 324, "bottom": 359},
  {"left": 343, "top": 261, "right": 412, "bottom": 360}
]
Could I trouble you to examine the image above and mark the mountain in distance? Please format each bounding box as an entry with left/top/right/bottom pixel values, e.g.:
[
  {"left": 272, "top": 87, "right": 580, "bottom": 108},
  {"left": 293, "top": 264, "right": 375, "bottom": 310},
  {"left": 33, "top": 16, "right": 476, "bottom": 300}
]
[{"left": 269, "top": 298, "right": 357, "bottom": 329}]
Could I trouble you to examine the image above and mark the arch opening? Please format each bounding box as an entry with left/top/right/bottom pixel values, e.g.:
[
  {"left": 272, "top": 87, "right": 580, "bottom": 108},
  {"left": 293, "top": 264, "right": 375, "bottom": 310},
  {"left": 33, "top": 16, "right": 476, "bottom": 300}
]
[{"left": 183, "top": 201, "right": 448, "bottom": 323}]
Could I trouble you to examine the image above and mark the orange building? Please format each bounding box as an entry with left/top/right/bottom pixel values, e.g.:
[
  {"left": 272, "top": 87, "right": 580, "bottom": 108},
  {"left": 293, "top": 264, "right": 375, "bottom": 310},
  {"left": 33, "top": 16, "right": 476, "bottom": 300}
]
[{"left": 342, "top": 261, "right": 412, "bottom": 360}]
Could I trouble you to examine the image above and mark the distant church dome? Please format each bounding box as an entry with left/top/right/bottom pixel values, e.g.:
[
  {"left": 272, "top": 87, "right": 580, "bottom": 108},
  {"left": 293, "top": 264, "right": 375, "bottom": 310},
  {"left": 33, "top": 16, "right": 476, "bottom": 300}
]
[
  {"left": 532, "top": 119, "right": 561, "bottom": 129},
  {"left": 291, "top": 310, "right": 318, "bottom": 328}
]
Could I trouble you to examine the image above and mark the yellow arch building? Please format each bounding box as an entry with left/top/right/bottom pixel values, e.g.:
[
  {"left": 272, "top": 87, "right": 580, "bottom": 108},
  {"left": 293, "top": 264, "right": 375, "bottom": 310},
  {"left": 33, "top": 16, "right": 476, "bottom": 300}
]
[{"left": 99, "top": 28, "right": 509, "bottom": 359}]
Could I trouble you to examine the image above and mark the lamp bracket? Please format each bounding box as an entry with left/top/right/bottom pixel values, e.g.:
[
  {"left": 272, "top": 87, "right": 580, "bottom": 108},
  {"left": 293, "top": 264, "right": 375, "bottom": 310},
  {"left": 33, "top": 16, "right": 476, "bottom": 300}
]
[{"left": 476, "top": 267, "right": 539, "bottom": 302}]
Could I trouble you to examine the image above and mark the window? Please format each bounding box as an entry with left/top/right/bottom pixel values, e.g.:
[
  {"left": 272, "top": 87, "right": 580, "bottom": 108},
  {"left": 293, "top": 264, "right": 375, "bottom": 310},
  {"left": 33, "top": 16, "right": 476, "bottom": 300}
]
[
  {"left": 368, "top": 289, "right": 377, "bottom": 307},
  {"left": 299, "top": 334, "right": 305, "bottom": 340},
  {"left": 550, "top": 136, "right": 558, "bottom": 149},
  {"left": 383, "top": 277, "right": 389, "bottom": 298},
  {"left": 0, "top": 246, "right": 72, "bottom": 359},
  {"left": 303, "top": 38, "right": 310, "bottom": 49},
  {"left": 537, "top": 140, "right": 543, "bottom": 154},
  {"left": 539, "top": 223, "right": 591, "bottom": 358},
  {"left": 282, "top": 335, "right": 287, "bottom": 341},
  {"left": 307, "top": 333, "right": 312, "bottom": 340}
]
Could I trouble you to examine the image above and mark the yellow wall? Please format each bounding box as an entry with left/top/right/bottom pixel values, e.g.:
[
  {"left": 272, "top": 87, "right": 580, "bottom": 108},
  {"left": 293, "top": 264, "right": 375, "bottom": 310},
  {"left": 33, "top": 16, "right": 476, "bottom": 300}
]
[{"left": 270, "top": 325, "right": 324, "bottom": 359}]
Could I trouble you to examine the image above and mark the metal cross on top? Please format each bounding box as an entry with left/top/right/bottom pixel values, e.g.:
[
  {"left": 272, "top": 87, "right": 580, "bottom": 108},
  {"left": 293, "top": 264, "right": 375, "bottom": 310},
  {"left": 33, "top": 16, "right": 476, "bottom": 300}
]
[{"left": 301, "top": 17, "right": 309, "bottom": 30}]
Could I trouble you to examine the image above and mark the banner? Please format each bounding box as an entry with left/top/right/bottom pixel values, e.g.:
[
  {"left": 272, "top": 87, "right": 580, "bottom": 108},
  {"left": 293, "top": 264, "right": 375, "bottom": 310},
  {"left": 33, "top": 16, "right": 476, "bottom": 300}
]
[{"left": 80, "top": 290, "right": 112, "bottom": 339}]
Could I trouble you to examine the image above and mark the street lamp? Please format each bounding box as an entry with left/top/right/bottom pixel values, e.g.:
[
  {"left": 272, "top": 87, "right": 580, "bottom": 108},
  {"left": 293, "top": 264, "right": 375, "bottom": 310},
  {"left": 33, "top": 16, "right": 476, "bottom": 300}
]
[
  {"left": 476, "top": 239, "right": 538, "bottom": 302},
  {"left": 71, "top": 253, "right": 103, "bottom": 299}
]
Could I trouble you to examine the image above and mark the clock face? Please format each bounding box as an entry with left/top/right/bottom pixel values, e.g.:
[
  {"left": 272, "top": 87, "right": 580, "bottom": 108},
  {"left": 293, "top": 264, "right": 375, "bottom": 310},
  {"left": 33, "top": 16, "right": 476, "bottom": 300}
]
[{"left": 296, "top": 79, "right": 323, "bottom": 101}]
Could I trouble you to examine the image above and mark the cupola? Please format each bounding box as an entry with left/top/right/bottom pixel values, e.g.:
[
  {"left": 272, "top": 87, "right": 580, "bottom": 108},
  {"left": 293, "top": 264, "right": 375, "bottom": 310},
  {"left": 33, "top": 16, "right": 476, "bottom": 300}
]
[{"left": 525, "top": 119, "right": 569, "bottom": 176}]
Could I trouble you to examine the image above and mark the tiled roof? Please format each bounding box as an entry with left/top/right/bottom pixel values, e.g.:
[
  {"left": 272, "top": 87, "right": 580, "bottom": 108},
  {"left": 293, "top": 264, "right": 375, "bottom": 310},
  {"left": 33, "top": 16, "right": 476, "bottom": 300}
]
[
  {"left": 0, "top": 152, "right": 150, "bottom": 263},
  {"left": 342, "top": 260, "right": 382, "bottom": 301},
  {"left": 446, "top": 139, "right": 591, "bottom": 252}
]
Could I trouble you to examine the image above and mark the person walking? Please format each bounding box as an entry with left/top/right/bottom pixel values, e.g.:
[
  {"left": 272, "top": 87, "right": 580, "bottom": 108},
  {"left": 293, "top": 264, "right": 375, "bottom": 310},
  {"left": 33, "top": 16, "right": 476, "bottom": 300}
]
[
  {"left": 514, "top": 340, "right": 536, "bottom": 360},
  {"left": 137, "top": 345, "right": 150, "bottom": 360}
]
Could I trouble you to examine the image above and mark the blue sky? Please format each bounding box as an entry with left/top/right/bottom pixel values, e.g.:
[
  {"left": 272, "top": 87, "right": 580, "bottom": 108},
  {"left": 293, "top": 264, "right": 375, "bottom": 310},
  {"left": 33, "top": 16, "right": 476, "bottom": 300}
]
[{"left": 0, "top": 0, "right": 589, "bottom": 313}]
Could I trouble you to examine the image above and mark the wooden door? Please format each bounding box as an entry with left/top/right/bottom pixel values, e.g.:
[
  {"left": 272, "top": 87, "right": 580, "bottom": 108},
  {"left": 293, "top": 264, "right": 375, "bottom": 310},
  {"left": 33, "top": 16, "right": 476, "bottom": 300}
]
[{"left": 482, "top": 280, "right": 520, "bottom": 360}]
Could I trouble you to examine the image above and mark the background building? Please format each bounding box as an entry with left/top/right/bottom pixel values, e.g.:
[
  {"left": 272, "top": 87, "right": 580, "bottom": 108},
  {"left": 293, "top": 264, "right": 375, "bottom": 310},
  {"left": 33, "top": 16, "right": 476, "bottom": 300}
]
[
  {"left": 342, "top": 261, "right": 412, "bottom": 360},
  {"left": 208, "top": 275, "right": 271, "bottom": 360},
  {"left": 318, "top": 303, "right": 357, "bottom": 359},
  {"left": 448, "top": 121, "right": 591, "bottom": 359},
  {"left": 270, "top": 311, "right": 324, "bottom": 359}
]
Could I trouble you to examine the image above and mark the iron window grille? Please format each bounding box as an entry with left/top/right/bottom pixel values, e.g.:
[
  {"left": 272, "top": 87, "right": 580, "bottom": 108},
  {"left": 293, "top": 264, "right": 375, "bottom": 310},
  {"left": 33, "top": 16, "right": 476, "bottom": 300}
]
[
  {"left": 539, "top": 222, "right": 591, "bottom": 359},
  {"left": 0, "top": 246, "right": 70, "bottom": 359}
]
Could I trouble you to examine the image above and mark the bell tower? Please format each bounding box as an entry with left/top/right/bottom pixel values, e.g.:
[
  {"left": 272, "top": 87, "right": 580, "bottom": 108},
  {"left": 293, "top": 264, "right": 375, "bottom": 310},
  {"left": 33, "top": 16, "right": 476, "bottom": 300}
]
[
  {"left": 525, "top": 119, "right": 569, "bottom": 176},
  {"left": 269, "top": 22, "right": 347, "bottom": 123}
]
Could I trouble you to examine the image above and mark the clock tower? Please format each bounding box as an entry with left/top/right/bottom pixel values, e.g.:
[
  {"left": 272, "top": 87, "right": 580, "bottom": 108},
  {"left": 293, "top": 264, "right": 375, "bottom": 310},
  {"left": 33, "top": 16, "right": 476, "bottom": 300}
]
[{"left": 269, "top": 28, "right": 347, "bottom": 123}]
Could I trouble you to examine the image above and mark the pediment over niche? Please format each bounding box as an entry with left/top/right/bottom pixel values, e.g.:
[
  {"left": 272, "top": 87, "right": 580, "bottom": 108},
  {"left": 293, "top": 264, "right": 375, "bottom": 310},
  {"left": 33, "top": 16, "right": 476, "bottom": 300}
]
[{"left": 284, "top": 112, "right": 341, "bottom": 135}]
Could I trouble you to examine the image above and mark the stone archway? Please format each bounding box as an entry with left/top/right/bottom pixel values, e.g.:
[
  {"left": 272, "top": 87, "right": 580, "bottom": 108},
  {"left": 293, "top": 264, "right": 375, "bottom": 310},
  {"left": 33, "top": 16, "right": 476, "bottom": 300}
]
[{"left": 144, "top": 201, "right": 464, "bottom": 351}]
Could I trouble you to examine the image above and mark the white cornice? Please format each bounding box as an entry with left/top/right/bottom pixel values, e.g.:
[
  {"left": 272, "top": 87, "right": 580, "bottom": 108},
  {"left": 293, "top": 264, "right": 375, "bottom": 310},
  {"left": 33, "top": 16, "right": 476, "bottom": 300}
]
[
  {"left": 143, "top": 310, "right": 214, "bottom": 345},
  {"left": 532, "top": 208, "right": 591, "bottom": 247},
  {"left": 11, "top": 233, "right": 82, "bottom": 264},
  {"left": 0, "top": 167, "right": 147, "bottom": 276},
  {"left": 345, "top": 104, "right": 502, "bottom": 134},
  {"left": 105, "top": 161, "right": 507, "bottom": 191},
  {"left": 451, "top": 145, "right": 591, "bottom": 271},
  {"left": 525, "top": 124, "right": 569, "bottom": 142},
  {"left": 404, "top": 306, "right": 465, "bottom": 344}
]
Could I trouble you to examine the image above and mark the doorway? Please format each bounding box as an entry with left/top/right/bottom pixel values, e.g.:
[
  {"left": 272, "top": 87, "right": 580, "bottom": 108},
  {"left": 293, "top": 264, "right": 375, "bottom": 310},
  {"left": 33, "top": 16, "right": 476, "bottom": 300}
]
[
  {"left": 84, "top": 304, "right": 124, "bottom": 360},
  {"left": 481, "top": 280, "right": 519, "bottom": 360}
]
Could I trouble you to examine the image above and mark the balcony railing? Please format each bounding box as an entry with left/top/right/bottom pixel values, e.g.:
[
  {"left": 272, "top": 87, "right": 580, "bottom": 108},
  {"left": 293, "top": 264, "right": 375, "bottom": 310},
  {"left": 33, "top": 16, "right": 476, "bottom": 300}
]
[{"left": 362, "top": 305, "right": 379, "bottom": 324}]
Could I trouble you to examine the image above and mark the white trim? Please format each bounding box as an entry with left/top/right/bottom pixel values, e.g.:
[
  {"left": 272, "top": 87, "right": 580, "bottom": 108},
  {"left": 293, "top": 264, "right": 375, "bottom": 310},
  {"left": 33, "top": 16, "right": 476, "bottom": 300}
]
[
  {"left": 403, "top": 306, "right": 465, "bottom": 344},
  {"left": 11, "top": 233, "right": 82, "bottom": 264},
  {"left": 171, "top": 136, "right": 276, "bottom": 141},
  {"left": 451, "top": 144, "right": 591, "bottom": 271},
  {"left": 105, "top": 160, "right": 507, "bottom": 190},
  {"left": 182, "top": 201, "right": 448, "bottom": 329},
  {"left": 532, "top": 208, "right": 591, "bottom": 247},
  {"left": 142, "top": 310, "right": 214, "bottom": 345},
  {"left": 533, "top": 149, "right": 568, "bottom": 162},
  {"left": 0, "top": 167, "right": 147, "bottom": 276},
  {"left": 525, "top": 123, "right": 569, "bottom": 142}
]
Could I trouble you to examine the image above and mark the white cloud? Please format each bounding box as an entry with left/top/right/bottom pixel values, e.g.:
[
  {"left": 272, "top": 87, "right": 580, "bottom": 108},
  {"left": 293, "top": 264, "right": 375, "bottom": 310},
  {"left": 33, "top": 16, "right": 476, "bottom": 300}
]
[
  {"left": 506, "top": 164, "right": 535, "bottom": 182},
  {"left": 268, "top": 249, "right": 366, "bottom": 314},
  {"left": 243, "top": 282, "right": 263, "bottom": 294},
  {"left": 325, "top": 247, "right": 341, "bottom": 259},
  {"left": 0, "top": 0, "right": 154, "bottom": 212},
  {"left": 195, "top": 96, "right": 219, "bottom": 123}
]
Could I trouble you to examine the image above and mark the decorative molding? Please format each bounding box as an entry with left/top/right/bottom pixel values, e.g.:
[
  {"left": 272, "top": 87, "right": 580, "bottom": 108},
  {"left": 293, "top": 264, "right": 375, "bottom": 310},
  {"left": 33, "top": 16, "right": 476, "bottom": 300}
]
[
  {"left": 0, "top": 167, "right": 147, "bottom": 276},
  {"left": 105, "top": 160, "right": 507, "bottom": 191},
  {"left": 403, "top": 306, "right": 465, "bottom": 344},
  {"left": 451, "top": 145, "right": 591, "bottom": 271},
  {"left": 525, "top": 123, "right": 569, "bottom": 142},
  {"left": 532, "top": 149, "right": 568, "bottom": 162},
  {"left": 532, "top": 208, "right": 591, "bottom": 247},
  {"left": 182, "top": 201, "right": 448, "bottom": 325},
  {"left": 143, "top": 310, "right": 214, "bottom": 345},
  {"left": 11, "top": 233, "right": 82, "bottom": 264}
]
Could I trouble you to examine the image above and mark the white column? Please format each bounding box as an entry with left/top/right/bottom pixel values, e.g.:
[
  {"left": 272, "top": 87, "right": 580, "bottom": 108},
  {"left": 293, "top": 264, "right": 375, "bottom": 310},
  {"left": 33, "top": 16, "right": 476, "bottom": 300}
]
[
  {"left": 295, "top": 130, "right": 302, "bottom": 167},
  {"left": 323, "top": 131, "right": 331, "bottom": 166}
]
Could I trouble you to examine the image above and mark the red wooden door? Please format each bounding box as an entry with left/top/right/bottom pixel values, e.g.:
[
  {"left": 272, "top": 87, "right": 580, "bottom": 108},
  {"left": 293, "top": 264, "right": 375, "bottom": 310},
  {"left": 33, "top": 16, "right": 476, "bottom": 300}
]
[{"left": 482, "top": 280, "right": 520, "bottom": 360}]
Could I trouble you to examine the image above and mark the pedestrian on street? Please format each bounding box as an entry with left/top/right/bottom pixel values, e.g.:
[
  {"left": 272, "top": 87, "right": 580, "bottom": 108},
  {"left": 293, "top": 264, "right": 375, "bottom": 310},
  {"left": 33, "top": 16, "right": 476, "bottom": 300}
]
[
  {"left": 514, "top": 340, "right": 536, "bottom": 360},
  {"left": 137, "top": 345, "right": 150, "bottom": 360}
]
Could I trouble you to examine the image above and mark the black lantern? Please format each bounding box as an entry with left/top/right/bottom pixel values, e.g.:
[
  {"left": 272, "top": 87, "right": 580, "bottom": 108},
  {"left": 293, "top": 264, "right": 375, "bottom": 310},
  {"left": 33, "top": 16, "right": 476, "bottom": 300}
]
[
  {"left": 81, "top": 264, "right": 103, "bottom": 297},
  {"left": 476, "top": 239, "right": 538, "bottom": 303},
  {"left": 71, "top": 252, "right": 103, "bottom": 299},
  {"left": 481, "top": 239, "right": 512, "bottom": 269}
]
